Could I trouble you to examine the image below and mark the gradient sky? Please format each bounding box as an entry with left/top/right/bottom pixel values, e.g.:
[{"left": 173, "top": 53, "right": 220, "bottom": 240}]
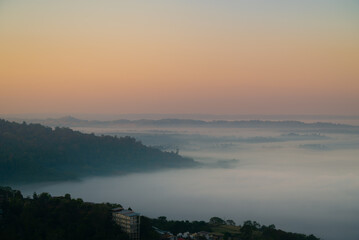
[{"left": 1, "top": 0, "right": 358, "bottom": 115}]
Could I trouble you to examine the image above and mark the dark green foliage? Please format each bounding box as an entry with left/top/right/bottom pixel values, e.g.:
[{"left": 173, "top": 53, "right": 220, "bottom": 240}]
[
  {"left": 0, "top": 187, "right": 128, "bottom": 240},
  {"left": 226, "top": 219, "right": 235, "bottom": 226},
  {"left": 0, "top": 119, "right": 199, "bottom": 183},
  {"left": 140, "top": 216, "right": 161, "bottom": 240},
  {"left": 0, "top": 187, "right": 321, "bottom": 240},
  {"left": 240, "top": 220, "right": 321, "bottom": 240},
  {"left": 151, "top": 216, "right": 212, "bottom": 234},
  {"left": 209, "top": 217, "right": 226, "bottom": 225},
  {"left": 150, "top": 217, "right": 320, "bottom": 240}
]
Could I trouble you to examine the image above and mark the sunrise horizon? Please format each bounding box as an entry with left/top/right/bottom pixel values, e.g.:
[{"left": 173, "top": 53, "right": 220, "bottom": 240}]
[{"left": 1, "top": 0, "right": 358, "bottom": 117}]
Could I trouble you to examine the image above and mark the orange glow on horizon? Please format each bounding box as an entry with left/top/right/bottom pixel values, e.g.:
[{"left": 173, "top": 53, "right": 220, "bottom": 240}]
[{"left": 1, "top": 1, "right": 358, "bottom": 115}]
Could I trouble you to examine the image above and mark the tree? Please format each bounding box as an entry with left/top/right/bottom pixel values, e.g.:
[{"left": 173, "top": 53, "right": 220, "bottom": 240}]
[
  {"left": 158, "top": 216, "right": 167, "bottom": 222},
  {"left": 226, "top": 219, "right": 236, "bottom": 226},
  {"left": 209, "top": 217, "right": 226, "bottom": 225}
]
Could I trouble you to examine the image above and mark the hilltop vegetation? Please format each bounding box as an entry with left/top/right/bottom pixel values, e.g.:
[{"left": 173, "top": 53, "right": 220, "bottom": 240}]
[
  {"left": 0, "top": 187, "right": 320, "bottom": 240},
  {"left": 0, "top": 119, "right": 199, "bottom": 184},
  {"left": 150, "top": 216, "right": 320, "bottom": 240},
  {"left": 0, "top": 187, "right": 130, "bottom": 240}
]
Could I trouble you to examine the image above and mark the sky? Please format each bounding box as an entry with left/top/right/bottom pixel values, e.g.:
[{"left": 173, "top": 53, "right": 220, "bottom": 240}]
[{"left": 1, "top": 0, "right": 359, "bottom": 116}]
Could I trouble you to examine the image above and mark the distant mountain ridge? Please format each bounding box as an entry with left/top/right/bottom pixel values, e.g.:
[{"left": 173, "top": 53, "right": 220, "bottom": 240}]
[
  {"left": 0, "top": 119, "right": 199, "bottom": 184},
  {"left": 9, "top": 116, "right": 359, "bottom": 133}
]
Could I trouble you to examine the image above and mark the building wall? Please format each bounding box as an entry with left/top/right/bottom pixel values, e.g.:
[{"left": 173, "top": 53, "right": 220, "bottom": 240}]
[{"left": 112, "top": 211, "right": 140, "bottom": 240}]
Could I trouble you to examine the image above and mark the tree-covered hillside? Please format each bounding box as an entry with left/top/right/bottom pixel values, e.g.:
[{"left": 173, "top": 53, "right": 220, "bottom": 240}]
[
  {"left": 0, "top": 186, "right": 319, "bottom": 240},
  {"left": 0, "top": 186, "right": 132, "bottom": 240},
  {"left": 0, "top": 187, "right": 320, "bottom": 240},
  {"left": 149, "top": 216, "right": 320, "bottom": 240},
  {"left": 0, "top": 119, "right": 199, "bottom": 183}
]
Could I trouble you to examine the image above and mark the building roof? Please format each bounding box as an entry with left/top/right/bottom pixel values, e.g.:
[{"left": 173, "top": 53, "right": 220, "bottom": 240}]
[
  {"left": 124, "top": 212, "right": 140, "bottom": 217},
  {"left": 153, "top": 227, "right": 173, "bottom": 236},
  {"left": 112, "top": 208, "right": 140, "bottom": 216},
  {"left": 112, "top": 207, "right": 124, "bottom": 212}
]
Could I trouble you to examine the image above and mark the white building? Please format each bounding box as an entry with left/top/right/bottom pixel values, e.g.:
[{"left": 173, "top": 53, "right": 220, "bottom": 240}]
[{"left": 112, "top": 207, "right": 140, "bottom": 240}]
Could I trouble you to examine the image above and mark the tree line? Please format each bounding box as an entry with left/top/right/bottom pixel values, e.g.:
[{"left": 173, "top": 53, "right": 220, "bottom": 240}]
[
  {"left": 0, "top": 119, "right": 198, "bottom": 184},
  {"left": 0, "top": 187, "right": 320, "bottom": 240}
]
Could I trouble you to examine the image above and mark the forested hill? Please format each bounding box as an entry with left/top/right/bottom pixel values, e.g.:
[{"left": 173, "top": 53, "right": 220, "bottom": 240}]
[
  {"left": 0, "top": 187, "right": 320, "bottom": 240},
  {"left": 0, "top": 119, "right": 199, "bottom": 184}
]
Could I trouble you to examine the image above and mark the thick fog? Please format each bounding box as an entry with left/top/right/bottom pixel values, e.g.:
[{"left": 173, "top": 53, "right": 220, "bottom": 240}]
[{"left": 16, "top": 125, "right": 359, "bottom": 240}]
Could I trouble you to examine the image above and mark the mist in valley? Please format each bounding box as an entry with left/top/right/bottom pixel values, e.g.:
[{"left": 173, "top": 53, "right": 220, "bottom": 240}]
[{"left": 15, "top": 124, "right": 359, "bottom": 240}]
